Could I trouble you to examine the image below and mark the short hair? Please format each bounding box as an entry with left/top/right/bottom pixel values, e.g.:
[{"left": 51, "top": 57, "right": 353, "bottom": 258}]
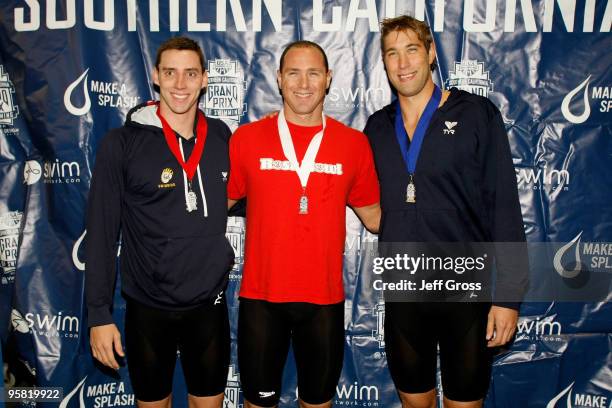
[
  {"left": 155, "top": 36, "right": 206, "bottom": 71},
  {"left": 380, "top": 15, "right": 437, "bottom": 72},
  {"left": 279, "top": 40, "right": 329, "bottom": 72}
]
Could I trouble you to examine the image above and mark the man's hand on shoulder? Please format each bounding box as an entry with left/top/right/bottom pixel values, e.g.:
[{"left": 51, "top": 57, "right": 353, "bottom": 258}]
[
  {"left": 90, "top": 323, "right": 125, "bottom": 370},
  {"left": 486, "top": 305, "right": 518, "bottom": 347}
]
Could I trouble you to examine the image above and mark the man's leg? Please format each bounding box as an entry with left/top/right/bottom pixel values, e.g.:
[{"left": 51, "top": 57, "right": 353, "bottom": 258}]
[
  {"left": 397, "top": 390, "right": 436, "bottom": 408},
  {"left": 137, "top": 395, "right": 172, "bottom": 408},
  {"left": 187, "top": 394, "right": 224, "bottom": 408},
  {"left": 124, "top": 299, "right": 178, "bottom": 407},
  {"left": 438, "top": 303, "right": 492, "bottom": 408},
  {"left": 384, "top": 302, "right": 438, "bottom": 408},
  {"left": 292, "top": 302, "right": 344, "bottom": 408},
  {"left": 238, "top": 299, "right": 291, "bottom": 408},
  {"left": 179, "top": 296, "right": 231, "bottom": 408}
]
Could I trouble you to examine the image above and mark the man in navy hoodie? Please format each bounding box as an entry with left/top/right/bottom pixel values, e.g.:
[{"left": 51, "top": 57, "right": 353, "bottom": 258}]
[
  {"left": 364, "top": 16, "right": 528, "bottom": 408},
  {"left": 86, "top": 37, "right": 234, "bottom": 408}
]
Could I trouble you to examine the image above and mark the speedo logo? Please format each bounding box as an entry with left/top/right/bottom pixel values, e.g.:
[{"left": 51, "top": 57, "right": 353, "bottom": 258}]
[{"left": 259, "top": 158, "right": 343, "bottom": 175}]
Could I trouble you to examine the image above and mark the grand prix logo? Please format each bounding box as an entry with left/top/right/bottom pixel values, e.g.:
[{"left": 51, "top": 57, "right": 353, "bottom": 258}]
[
  {"left": 203, "top": 59, "right": 247, "bottom": 124},
  {"left": 64, "top": 69, "right": 91, "bottom": 116},
  {"left": 0, "top": 65, "right": 20, "bottom": 126},
  {"left": 561, "top": 76, "right": 591, "bottom": 124}
]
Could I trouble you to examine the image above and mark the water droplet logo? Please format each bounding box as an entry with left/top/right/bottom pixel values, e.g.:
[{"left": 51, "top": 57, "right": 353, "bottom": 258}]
[
  {"left": 561, "top": 76, "right": 591, "bottom": 124},
  {"left": 59, "top": 377, "right": 87, "bottom": 408},
  {"left": 72, "top": 230, "right": 86, "bottom": 271},
  {"left": 23, "top": 160, "right": 42, "bottom": 185},
  {"left": 64, "top": 69, "right": 91, "bottom": 116},
  {"left": 553, "top": 232, "right": 583, "bottom": 279},
  {"left": 546, "top": 382, "right": 573, "bottom": 408}
]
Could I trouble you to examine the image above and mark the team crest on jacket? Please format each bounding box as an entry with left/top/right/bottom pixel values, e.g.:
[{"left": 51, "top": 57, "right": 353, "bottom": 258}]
[
  {"left": 161, "top": 167, "right": 173, "bottom": 183},
  {"left": 158, "top": 167, "right": 176, "bottom": 189}
]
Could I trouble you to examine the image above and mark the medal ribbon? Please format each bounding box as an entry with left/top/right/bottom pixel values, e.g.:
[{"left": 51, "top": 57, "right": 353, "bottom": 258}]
[
  {"left": 394, "top": 85, "right": 441, "bottom": 175},
  {"left": 277, "top": 109, "right": 326, "bottom": 189},
  {"left": 157, "top": 105, "right": 208, "bottom": 181}
]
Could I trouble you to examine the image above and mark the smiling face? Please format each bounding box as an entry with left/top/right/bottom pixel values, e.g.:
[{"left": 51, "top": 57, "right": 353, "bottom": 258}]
[
  {"left": 277, "top": 46, "right": 332, "bottom": 125},
  {"left": 382, "top": 29, "right": 436, "bottom": 99},
  {"left": 153, "top": 49, "right": 207, "bottom": 121}
]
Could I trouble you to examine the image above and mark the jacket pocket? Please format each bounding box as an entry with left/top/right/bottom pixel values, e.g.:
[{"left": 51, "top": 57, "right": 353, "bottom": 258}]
[{"left": 152, "top": 234, "right": 234, "bottom": 304}]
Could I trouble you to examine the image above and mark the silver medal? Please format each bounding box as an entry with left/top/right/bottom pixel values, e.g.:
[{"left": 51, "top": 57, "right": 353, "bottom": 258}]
[
  {"left": 186, "top": 190, "right": 198, "bottom": 212},
  {"left": 299, "top": 195, "right": 308, "bottom": 215},
  {"left": 406, "top": 180, "right": 416, "bottom": 203}
]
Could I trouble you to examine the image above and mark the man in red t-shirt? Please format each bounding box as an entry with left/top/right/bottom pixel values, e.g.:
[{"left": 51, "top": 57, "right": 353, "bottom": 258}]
[{"left": 228, "top": 41, "right": 381, "bottom": 408}]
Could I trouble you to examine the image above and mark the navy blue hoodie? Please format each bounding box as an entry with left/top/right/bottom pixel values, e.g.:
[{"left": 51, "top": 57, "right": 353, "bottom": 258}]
[
  {"left": 86, "top": 102, "right": 234, "bottom": 327},
  {"left": 364, "top": 89, "right": 528, "bottom": 308}
]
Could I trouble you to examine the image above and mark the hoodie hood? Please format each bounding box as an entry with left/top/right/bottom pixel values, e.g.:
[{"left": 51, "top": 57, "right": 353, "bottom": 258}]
[{"left": 125, "top": 101, "right": 162, "bottom": 131}]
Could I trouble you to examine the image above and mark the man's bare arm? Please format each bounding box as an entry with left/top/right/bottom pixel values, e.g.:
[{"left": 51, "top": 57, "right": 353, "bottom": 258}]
[
  {"left": 352, "top": 203, "right": 381, "bottom": 234},
  {"left": 228, "top": 199, "right": 238, "bottom": 209}
]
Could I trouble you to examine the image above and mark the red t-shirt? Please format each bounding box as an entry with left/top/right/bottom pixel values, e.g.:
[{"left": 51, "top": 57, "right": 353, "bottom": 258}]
[{"left": 228, "top": 115, "right": 380, "bottom": 304}]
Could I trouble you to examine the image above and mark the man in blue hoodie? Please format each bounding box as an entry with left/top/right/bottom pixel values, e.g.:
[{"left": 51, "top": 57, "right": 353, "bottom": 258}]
[
  {"left": 85, "top": 37, "right": 234, "bottom": 408},
  {"left": 364, "top": 16, "right": 528, "bottom": 408}
]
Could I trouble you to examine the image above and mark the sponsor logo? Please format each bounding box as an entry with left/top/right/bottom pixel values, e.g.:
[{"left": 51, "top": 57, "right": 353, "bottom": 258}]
[
  {"left": 23, "top": 160, "right": 42, "bottom": 185},
  {"left": 60, "top": 377, "right": 87, "bottom": 408},
  {"left": 562, "top": 76, "right": 611, "bottom": 124},
  {"left": 72, "top": 230, "right": 86, "bottom": 271},
  {"left": 0, "top": 211, "right": 22, "bottom": 284},
  {"left": 443, "top": 121, "right": 457, "bottom": 135},
  {"left": 11, "top": 308, "right": 79, "bottom": 338},
  {"left": 65, "top": 68, "right": 140, "bottom": 116},
  {"left": 446, "top": 60, "right": 493, "bottom": 97},
  {"left": 325, "top": 86, "right": 389, "bottom": 113},
  {"left": 222, "top": 171, "right": 228, "bottom": 182},
  {"left": 11, "top": 309, "right": 29, "bottom": 333},
  {"left": 214, "top": 291, "right": 223, "bottom": 305},
  {"left": 516, "top": 316, "right": 563, "bottom": 342},
  {"left": 43, "top": 159, "right": 81, "bottom": 184},
  {"left": 515, "top": 165, "right": 570, "bottom": 192},
  {"left": 371, "top": 300, "right": 385, "bottom": 350},
  {"left": 60, "top": 377, "right": 135, "bottom": 408},
  {"left": 334, "top": 382, "right": 380, "bottom": 406},
  {"left": 554, "top": 231, "right": 612, "bottom": 277},
  {"left": 203, "top": 59, "right": 247, "bottom": 125},
  {"left": 0, "top": 65, "right": 19, "bottom": 126},
  {"left": 224, "top": 365, "right": 243, "bottom": 408},
  {"left": 158, "top": 167, "right": 176, "bottom": 188},
  {"left": 226, "top": 217, "right": 245, "bottom": 277},
  {"left": 64, "top": 69, "right": 91, "bottom": 116},
  {"left": 259, "top": 158, "right": 343, "bottom": 175},
  {"left": 547, "top": 382, "right": 610, "bottom": 408},
  {"left": 258, "top": 392, "right": 275, "bottom": 398}
]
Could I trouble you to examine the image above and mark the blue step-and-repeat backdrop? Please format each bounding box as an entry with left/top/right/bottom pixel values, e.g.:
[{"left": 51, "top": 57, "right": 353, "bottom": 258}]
[{"left": 0, "top": 1, "right": 610, "bottom": 407}]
